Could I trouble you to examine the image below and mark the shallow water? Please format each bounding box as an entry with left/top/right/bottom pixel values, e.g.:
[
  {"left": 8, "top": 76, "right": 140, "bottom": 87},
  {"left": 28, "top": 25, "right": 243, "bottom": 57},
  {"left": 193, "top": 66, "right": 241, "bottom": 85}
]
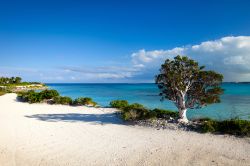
[{"left": 47, "top": 83, "right": 250, "bottom": 121}]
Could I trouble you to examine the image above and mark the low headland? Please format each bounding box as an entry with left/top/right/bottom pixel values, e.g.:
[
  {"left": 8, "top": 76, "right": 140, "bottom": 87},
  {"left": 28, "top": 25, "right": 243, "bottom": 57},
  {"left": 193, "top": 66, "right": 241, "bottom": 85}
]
[{"left": 0, "top": 76, "right": 47, "bottom": 95}]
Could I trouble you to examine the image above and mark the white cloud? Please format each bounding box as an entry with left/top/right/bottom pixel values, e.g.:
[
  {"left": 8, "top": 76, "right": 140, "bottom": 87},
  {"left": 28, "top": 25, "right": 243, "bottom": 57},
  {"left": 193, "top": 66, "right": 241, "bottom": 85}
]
[
  {"left": 132, "top": 47, "right": 185, "bottom": 65},
  {"left": 131, "top": 36, "right": 250, "bottom": 82}
]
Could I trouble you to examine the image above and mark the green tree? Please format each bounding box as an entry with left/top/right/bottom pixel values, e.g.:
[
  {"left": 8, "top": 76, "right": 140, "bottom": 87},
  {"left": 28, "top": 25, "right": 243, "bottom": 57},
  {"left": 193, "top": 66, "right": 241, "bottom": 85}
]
[
  {"left": 10, "top": 77, "right": 15, "bottom": 84},
  {"left": 155, "top": 55, "right": 223, "bottom": 123},
  {"left": 14, "top": 77, "right": 22, "bottom": 84}
]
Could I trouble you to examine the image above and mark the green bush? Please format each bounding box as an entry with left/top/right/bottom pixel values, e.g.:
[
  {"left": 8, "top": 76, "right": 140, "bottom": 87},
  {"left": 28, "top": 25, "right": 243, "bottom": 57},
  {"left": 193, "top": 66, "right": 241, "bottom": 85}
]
[
  {"left": 28, "top": 92, "right": 43, "bottom": 103},
  {"left": 121, "top": 103, "right": 155, "bottom": 121},
  {"left": 40, "top": 89, "right": 59, "bottom": 99},
  {"left": 152, "top": 108, "right": 178, "bottom": 119},
  {"left": 17, "top": 90, "right": 31, "bottom": 101},
  {"left": 200, "top": 118, "right": 218, "bottom": 133},
  {"left": 110, "top": 100, "right": 179, "bottom": 121},
  {"left": 73, "top": 97, "right": 97, "bottom": 106},
  {"left": 53, "top": 96, "right": 73, "bottom": 105},
  {"left": 18, "top": 90, "right": 61, "bottom": 104},
  {"left": 110, "top": 100, "right": 129, "bottom": 109},
  {"left": 17, "top": 90, "right": 43, "bottom": 103},
  {"left": 123, "top": 103, "right": 144, "bottom": 110},
  {"left": 0, "top": 87, "right": 7, "bottom": 96},
  {"left": 122, "top": 106, "right": 149, "bottom": 121},
  {"left": 0, "top": 91, "right": 6, "bottom": 96},
  {"left": 121, "top": 106, "right": 179, "bottom": 121},
  {"left": 17, "top": 89, "right": 98, "bottom": 107},
  {"left": 201, "top": 119, "right": 250, "bottom": 136}
]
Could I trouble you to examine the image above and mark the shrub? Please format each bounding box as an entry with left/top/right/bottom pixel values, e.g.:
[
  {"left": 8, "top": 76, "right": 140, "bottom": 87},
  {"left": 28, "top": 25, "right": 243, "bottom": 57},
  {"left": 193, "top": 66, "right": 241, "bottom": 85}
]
[
  {"left": 17, "top": 89, "right": 98, "bottom": 107},
  {"left": 111, "top": 101, "right": 179, "bottom": 121},
  {"left": 17, "top": 90, "right": 43, "bottom": 103},
  {"left": 0, "top": 91, "right": 6, "bottom": 96},
  {"left": 218, "top": 119, "right": 250, "bottom": 136},
  {"left": 40, "top": 89, "right": 59, "bottom": 99},
  {"left": 53, "top": 96, "right": 73, "bottom": 105},
  {"left": 0, "top": 87, "right": 7, "bottom": 96},
  {"left": 152, "top": 108, "right": 179, "bottom": 119},
  {"left": 200, "top": 118, "right": 218, "bottom": 133},
  {"left": 122, "top": 106, "right": 149, "bottom": 121},
  {"left": 201, "top": 119, "right": 250, "bottom": 136},
  {"left": 127, "top": 103, "right": 144, "bottom": 109},
  {"left": 17, "top": 90, "right": 31, "bottom": 101},
  {"left": 121, "top": 103, "right": 155, "bottom": 121},
  {"left": 18, "top": 90, "right": 60, "bottom": 104},
  {"left": 121, "top": 106, "right": 179, "bottom": 121},
  {"left": 110, "top": 100, "right": 179, "bottom": 121},
  {"left": 28, "top": 92, "right": 43, "bottom": 103},
  {"left": 73, "top": 97, "right": 97, "bottom": 106},
  {"left": 110, "top": 100, "right": 129, "bottom": 109}
]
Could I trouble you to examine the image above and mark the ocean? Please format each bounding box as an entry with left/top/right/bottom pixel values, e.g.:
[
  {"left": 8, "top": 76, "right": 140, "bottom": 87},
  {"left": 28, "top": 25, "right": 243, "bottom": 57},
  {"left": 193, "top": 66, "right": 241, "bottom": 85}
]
[{"left": 47, "top": 83, "right": 250, "bottom": 121}]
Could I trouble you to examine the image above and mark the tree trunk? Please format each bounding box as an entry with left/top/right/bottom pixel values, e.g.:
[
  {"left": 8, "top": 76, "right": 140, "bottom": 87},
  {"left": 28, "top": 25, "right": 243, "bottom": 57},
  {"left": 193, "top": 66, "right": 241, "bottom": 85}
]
[
  {"left": 176, "top": 91, "right": 188, "bottom": 123},
  {"left": 178, "top": 108, "right": 188, "bottom": 123}
]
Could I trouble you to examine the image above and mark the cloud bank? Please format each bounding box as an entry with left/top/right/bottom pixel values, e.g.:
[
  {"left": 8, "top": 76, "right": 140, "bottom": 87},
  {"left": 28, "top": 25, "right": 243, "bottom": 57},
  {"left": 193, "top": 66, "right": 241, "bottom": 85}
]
[{"left": 131, "top": 36, "right": 250, "bottom": 82}]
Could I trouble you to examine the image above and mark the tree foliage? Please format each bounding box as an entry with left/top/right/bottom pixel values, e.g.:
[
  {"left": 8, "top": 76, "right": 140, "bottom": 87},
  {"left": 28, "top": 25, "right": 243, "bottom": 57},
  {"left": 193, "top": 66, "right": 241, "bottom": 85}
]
[
  {"left": 155, "top": 55, "right": 223, "bottom": 120},
  {"left": 0, "top": 76, "right": 22, "bottom": 84}
]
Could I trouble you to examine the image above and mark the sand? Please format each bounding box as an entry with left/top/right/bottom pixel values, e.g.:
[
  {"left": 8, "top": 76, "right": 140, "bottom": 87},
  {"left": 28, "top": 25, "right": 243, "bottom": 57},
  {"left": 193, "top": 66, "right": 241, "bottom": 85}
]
[{"left": 0, "top": 93, "right": 249, "bottom": 166}]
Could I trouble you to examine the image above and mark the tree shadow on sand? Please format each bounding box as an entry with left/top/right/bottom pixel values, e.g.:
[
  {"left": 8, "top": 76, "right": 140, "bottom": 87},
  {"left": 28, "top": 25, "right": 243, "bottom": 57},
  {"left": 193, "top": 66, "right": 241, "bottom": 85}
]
[{"left": 25, "top": 113, "right": 125, "bottom": 125}]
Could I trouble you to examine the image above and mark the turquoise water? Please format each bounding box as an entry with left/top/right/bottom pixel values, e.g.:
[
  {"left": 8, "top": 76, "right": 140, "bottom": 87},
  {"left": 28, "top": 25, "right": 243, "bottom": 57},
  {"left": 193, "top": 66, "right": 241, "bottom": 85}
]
[{"left": 47, "top": 83, "right": 250, "bottom": 121}]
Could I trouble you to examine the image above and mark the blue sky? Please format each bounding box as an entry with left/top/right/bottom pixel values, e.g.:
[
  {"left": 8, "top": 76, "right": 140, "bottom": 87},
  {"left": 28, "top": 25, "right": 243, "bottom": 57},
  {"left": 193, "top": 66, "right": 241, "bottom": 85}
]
[{"left": 1, "top": 0, "right": 250, "bottom": 82}]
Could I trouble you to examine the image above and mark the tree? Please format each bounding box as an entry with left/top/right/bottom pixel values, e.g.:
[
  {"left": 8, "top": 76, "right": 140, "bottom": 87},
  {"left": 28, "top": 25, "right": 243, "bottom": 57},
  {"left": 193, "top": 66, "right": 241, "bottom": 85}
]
[
  {"left": 155, "top": 55, "right": 223, "bottom": 123},
  {"left": 10, "top": 77, "right": 15, "bottom": 84},
  {"left": 14, "top": 77, "right": 22, "bottom": 84}
]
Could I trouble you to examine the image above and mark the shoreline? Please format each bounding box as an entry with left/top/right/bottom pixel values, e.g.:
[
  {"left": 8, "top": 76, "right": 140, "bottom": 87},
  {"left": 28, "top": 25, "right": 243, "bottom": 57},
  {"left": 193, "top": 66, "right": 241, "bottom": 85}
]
[{"left": 0, "top": 93, "right": 249, "bottom": 166}]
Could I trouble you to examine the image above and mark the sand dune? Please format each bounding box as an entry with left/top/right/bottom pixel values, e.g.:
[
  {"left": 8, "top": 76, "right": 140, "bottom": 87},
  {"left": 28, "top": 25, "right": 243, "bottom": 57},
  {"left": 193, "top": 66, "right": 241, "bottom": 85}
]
[{"left": 0, "top": 93, "right": 249, "bottom": 166}]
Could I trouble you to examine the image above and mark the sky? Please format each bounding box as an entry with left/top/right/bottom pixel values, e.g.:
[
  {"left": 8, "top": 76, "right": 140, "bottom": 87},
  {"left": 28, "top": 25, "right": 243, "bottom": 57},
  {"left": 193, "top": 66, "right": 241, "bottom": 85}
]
[{"left": 0, "top": 0, "right": 250, "bottom": 83}]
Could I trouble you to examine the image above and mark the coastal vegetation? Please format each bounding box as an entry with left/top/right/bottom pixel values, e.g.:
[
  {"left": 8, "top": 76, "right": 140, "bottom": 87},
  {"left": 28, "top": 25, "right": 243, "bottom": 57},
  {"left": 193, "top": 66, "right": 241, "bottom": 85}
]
[
  {"left": 40, "top": 89, "right": 59, "bottom": 99},
  {"left": 0, "top": 88, "right": 7, "bottom": 96},
  {"left": 110, "top": 100, "right": 178, "bottom": 121},
  {"left": 0, "top": 76, "right": 22, "bottom": 84},
  {"left": 0, "top": 76, "right": 42, "bottom": 86},
  {"left": 0, "top": 87, "right": 11, "bottom": 96},
  {"left": 17, "top": 89, "right": 97, "bottom": 107},
  {"left": 200, "top": 118, "right": 250, "bottom": 137},
  {"left": 0, "top": 76, "right": 46, "bottom": 92},
  {"left": 110, "top": 100, "right": 129, "bottom": 109},
  {"left": 53, "top": 96, "right": 73, "bottom": 105},
  {"left": 110, "top": 100, "right": 250, "bottom": 137},
  {"left": 155, "top": 55, "right": 224, "bottom": 123},
  {"left": 73, "top": 97, "right": 97, "bottom": 106}
]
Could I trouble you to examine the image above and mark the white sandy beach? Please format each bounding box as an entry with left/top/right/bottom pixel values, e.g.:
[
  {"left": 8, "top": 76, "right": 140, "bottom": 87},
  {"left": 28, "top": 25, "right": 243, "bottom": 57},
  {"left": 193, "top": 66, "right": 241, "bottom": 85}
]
[{"left": 0, "top": 93, "right": 249, "bottom": 166}]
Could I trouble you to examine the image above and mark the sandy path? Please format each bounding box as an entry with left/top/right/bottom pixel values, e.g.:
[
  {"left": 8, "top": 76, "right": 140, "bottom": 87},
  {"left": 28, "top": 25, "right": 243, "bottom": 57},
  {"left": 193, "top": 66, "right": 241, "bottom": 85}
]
[{"left": 0, "top": 93, "right": 249, "bottom": 166}]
